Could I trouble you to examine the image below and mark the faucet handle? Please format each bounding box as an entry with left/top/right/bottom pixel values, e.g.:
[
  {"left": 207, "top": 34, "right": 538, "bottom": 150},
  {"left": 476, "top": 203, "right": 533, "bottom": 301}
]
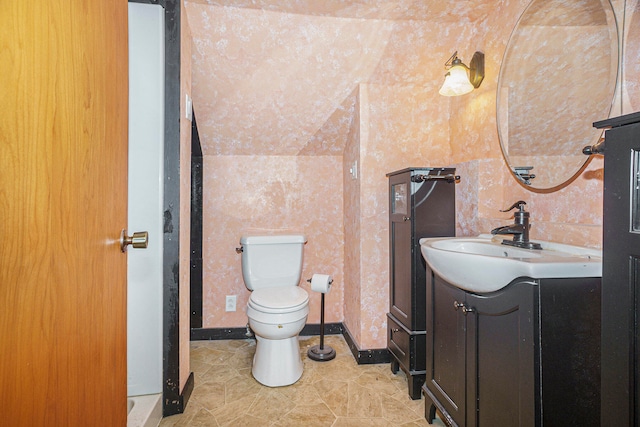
[{"left": 500, "top": 200, "right": 527, "bottom": 213}]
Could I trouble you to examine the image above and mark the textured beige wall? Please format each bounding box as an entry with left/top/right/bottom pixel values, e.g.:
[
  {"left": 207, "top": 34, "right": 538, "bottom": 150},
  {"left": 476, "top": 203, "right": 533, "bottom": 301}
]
[
  {"left": 451, "top": 0, "right": 631, "bottom": 250},
  {"left": 342, "top": 87, "right": 362, "bottom": 345},
  {"left": 625, "top": 0, "right": 640, "bottom": 112},
  {"left": 202, "top": 155, "right": 345, "bottom": 326},
  {"left": 184, "top": 0, "right": 639, "bottom": 350},
  {"left": 356, "top": 83, "right": 451, "bottom": 349}
]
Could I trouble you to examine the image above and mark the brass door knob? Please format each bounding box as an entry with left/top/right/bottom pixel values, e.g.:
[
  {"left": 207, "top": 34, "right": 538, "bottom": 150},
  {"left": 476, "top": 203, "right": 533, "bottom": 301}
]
[{"left": 120, "top": 229, "right": 149, "bottom": 252}]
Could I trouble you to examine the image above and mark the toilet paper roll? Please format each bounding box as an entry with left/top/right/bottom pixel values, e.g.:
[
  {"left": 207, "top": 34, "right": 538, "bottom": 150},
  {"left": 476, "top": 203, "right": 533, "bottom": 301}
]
[{"left": 310, "top": 273, "right": 333, "bottom": 293}]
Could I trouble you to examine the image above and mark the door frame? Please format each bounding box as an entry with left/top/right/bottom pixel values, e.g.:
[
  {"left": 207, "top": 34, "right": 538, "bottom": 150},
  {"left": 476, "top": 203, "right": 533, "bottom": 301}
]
[{"left": 128, "top": 0, "right": 193, "bottom": 415}]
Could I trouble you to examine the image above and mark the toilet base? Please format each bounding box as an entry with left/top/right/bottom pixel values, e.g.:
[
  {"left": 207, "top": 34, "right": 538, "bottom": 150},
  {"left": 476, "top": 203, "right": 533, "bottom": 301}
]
[{"left": 252, "top": 335, "right": 303, "bottom": 387}]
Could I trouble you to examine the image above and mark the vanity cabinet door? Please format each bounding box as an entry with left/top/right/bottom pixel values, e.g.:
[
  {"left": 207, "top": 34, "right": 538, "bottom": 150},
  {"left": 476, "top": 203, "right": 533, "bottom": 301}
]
[
  {"left": 465, "top": 281, "right": 538, "bottom": 427},
  {"left": 424, "top": 268, "right": 467, "bottom": 427},
  {"left": 424, "top": 269, "right": 602, "bottom": 426}
]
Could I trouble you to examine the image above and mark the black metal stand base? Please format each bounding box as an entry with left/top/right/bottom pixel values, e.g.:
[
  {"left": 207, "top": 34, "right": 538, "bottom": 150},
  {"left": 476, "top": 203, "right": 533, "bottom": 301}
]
[
  {"left": 306, "top": 291, "right": 336, "bottom": 362},
  {"left": 307, "top": 344, "right": 336, "bottom": 361}
]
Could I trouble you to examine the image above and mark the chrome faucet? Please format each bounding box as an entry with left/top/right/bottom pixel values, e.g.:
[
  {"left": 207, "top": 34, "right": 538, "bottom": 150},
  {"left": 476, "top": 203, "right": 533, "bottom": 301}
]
[{"left": 491, "top": 201, "right": 542, "bottom": 250}]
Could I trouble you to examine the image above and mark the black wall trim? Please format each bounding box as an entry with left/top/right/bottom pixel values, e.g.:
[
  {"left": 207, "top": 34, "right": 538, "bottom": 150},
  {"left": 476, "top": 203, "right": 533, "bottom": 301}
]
[
  {"left": 191, "top": 323, "right": 389, "bottom": 365},
  {"left": 160, "top": 0, "right": 187, "bottom": 417},
  {"left": 301, "top": 322, "right": 343, "bottom": 336},
  {"left": 190, "top": 113, "right": 203, "bottom": 329},
  {"left": 191, "top": 323, "right": 344, "bottom": 341},
  {"left": 191, "top": 327, "right": 252, "bottom": 341},
  {"left": 342, "top": 323, "right": 391, "bottom": 365},
  {"left": 177, "top": 372, "right": 195, "bottom": 414}
]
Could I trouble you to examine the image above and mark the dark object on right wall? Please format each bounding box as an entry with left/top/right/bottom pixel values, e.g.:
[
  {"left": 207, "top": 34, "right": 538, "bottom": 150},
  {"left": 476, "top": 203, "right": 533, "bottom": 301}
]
[{"left": 595, "top": 110, "right": 640, "bottom": 426}]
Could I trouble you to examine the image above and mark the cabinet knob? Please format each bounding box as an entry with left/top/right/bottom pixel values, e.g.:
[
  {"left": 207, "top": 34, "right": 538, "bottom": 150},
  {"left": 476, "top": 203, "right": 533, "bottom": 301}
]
[
  {"left": 392, "top": 328, "right": 399, "bottom": 333},
  {"left": 403, "top": 216, "right": 411, "bottom": 221},
  {"left": 454, "top": 300, "right": 474, "bottom": 315}
]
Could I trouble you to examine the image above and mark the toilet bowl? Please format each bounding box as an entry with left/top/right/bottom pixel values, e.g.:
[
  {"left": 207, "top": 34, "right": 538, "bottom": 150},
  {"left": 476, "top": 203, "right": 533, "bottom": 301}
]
[
  {"left": 239, "top": 234, "right": 309, "bottom": 387},
  {"left": 247, "top": 286, "right": 309, "bottom": 386}
]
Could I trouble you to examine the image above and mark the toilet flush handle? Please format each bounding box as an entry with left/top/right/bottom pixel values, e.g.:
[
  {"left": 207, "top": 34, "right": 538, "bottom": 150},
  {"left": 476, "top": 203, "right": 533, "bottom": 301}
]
[
  {"left": 235, "top": 247, "right": 243, "bottom": 254},
  {"left": 120, "top": 229, "right": 149, "bottom": 252}
]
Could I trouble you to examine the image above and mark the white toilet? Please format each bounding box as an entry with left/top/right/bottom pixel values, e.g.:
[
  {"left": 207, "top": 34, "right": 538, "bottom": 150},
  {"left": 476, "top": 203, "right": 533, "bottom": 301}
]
[{"left": 240, "top": 234, "right": 309, "bottom": 387}]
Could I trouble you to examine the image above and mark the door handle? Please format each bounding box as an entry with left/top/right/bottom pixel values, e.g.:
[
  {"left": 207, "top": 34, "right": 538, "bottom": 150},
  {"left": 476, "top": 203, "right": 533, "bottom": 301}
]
[{"left": 120, "top": 229, "right": 149, "bottom": 252}]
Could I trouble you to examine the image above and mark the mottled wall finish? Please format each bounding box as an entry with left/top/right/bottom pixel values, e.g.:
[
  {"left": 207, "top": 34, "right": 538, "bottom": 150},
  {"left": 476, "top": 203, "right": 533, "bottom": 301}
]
[
  {"left": 185, "top": 0, "right": 639, "bottom": 352},
  {"left": 454, "top": 160, "right": 480, "bottom": 236},
  {"left": 186, "top": 3, "right": 394, "bottom": 156},
  {"left": 342, "top": 88, "right": 362, "bottom": 345},
  {"left": 202, "top": 156, "right": 345, "bottom": 327},
  {"left": 625, "top": 0, "right": 640, "bottom": 111},
  {"left": 357, "top": 83, "right": 451, "bottom": 349},
  {"left": 450, "top": 0, "right": 632, "bottom": 251},
  {"left": 191, "top": 0, "right": 495, "bottom": 23},
  {"left": 180, "top": 0, "right": 193, "bottom": 391},
  {"left": 185, "top": 1, "right": 471, "bottom": 350}
]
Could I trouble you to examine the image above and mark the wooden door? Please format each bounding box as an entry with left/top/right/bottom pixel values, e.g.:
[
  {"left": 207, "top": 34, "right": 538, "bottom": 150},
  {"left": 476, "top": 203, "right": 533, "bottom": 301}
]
[{"left": 0, "top": 1, "right": 129, "bottom": 426}]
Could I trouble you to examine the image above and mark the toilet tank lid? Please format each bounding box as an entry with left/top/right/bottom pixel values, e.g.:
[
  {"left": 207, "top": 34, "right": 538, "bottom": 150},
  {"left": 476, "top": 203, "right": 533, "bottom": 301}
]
[{"left": 240, "top": 235, "right": 307, "bottom": 245}]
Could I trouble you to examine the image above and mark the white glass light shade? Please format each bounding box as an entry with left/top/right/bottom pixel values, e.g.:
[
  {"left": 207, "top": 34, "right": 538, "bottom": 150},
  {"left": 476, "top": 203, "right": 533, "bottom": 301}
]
[{"left": 439, "top": 65, "right": 474, "bottom": 96}]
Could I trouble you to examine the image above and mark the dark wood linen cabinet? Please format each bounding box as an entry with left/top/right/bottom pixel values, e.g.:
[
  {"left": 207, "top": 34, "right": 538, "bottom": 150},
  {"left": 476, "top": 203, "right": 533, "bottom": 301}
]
[{"left": 386, "top": 167, "right": 457, "bottom": 399}]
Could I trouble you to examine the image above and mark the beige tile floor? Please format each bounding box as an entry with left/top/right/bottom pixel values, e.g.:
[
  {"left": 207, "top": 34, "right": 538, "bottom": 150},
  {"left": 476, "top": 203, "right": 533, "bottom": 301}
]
[{"left": 159, "top": 335, "right": 446, "bottom": 427}]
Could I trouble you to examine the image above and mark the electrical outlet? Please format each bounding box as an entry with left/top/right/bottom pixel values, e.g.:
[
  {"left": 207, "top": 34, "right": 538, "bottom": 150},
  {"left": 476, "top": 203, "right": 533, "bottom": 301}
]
[
  {"left": 225, "top": 295, "right": 237, "bottom": 312},
  {"left": 185, "top": 94, "right": 193, "bottom": 121},
  {"left": 349, "top": 160, "right": 358, "bottom": 179}
]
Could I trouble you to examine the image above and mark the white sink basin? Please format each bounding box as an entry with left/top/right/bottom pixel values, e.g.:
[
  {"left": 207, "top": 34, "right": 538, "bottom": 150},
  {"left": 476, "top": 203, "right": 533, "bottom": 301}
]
[{"left": 419, "top": 235, "right": 602, "bottom": 293}]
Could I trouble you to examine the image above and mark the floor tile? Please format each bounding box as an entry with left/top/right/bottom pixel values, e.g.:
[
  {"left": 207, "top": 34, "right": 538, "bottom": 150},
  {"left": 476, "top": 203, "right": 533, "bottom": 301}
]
[{"left": 159, "top": 335, "right": 445, "bottom": 427}]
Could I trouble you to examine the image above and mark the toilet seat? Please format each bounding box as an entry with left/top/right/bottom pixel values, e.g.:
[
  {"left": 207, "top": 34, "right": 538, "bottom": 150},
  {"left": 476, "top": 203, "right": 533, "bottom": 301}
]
[{"left": 248, "top": 286, "right": 309, "bottom": 314}]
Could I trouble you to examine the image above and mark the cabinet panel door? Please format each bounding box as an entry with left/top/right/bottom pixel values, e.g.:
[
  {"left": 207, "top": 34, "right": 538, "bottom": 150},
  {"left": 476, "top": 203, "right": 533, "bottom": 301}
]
[
  {"left": 540, "top": 278, "right": 601, "bottom": 427},
  {"left": 390, "top": 217, "right": 413, "bottom": 324},
  {"left": 426, "top": 269, "right": 467, "bottom": 426},
  {"left": 389, "top": 173, "right": 414, "bottom": 327},
  {"left": 412, "top": 176, "right": 456, "bottom": 331},
  {"left": 466, "top": 282, "right": 537, "bottom": 427},
  {"left": 602, "top": 120, "right": 640, "bottom": 426}
]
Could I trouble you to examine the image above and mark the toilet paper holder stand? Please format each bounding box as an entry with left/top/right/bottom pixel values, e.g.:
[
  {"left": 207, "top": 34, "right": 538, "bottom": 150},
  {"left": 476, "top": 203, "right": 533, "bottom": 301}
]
[{"left": 306, "top": 277, "right": 336, "bottom": 362}]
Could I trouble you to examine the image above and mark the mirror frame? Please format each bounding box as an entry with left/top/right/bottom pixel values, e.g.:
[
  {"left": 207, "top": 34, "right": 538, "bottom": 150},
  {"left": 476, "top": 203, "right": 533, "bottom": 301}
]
[{"left": 496, "top": 0, "right": 619, "bottom": 193}]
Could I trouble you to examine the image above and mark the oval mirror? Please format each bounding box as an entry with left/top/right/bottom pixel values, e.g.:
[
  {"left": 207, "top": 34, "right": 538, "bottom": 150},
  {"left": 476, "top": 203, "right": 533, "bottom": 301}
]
[
  {"left": 626, "top": 2, "right": 640, "bottom": 111},
  {"left": 497, "top": 0, "right": 618, "bottom": 191}
]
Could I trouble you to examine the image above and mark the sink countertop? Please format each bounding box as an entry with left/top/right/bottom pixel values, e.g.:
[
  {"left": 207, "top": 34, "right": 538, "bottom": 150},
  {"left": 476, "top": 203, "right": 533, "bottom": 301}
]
[{"left": 419, "top": 235, "right": 602, "bottom": 293}]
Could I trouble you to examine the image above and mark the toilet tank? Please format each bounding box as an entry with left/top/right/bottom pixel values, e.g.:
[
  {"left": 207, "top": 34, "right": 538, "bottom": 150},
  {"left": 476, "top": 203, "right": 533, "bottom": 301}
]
[{"left": 240, "top": 235, "right": 307, "bottom": 291}]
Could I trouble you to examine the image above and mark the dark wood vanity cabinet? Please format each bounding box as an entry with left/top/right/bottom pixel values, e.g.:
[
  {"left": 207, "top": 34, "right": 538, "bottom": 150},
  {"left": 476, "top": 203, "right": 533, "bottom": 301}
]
[
  {"left": 425, "top": 273, "right": 536, "bottom": 427},
  {"left": 386, "top": 167, "right": 456, "bottom": 399},
  {"left": 423, "top": 268, "right": 601, "bottom": 427},
  {"left": 596, "top": 111, "right": 640, "bottom": 426}
]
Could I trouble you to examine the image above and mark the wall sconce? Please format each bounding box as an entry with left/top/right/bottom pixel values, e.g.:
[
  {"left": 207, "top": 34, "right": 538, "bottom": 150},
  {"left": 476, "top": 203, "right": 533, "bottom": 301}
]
[{"left": 438, "top": 51, "right": 485, "bottom": 96}]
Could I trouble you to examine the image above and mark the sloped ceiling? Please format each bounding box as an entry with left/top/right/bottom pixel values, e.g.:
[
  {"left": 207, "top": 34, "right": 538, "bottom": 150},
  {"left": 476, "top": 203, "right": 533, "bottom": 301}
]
[
  {"left": 187, "top": 0, "right": 490, "bottom": 22},
  {"left": 184, "top": 1, "right": 489, "bottom": 156}
]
